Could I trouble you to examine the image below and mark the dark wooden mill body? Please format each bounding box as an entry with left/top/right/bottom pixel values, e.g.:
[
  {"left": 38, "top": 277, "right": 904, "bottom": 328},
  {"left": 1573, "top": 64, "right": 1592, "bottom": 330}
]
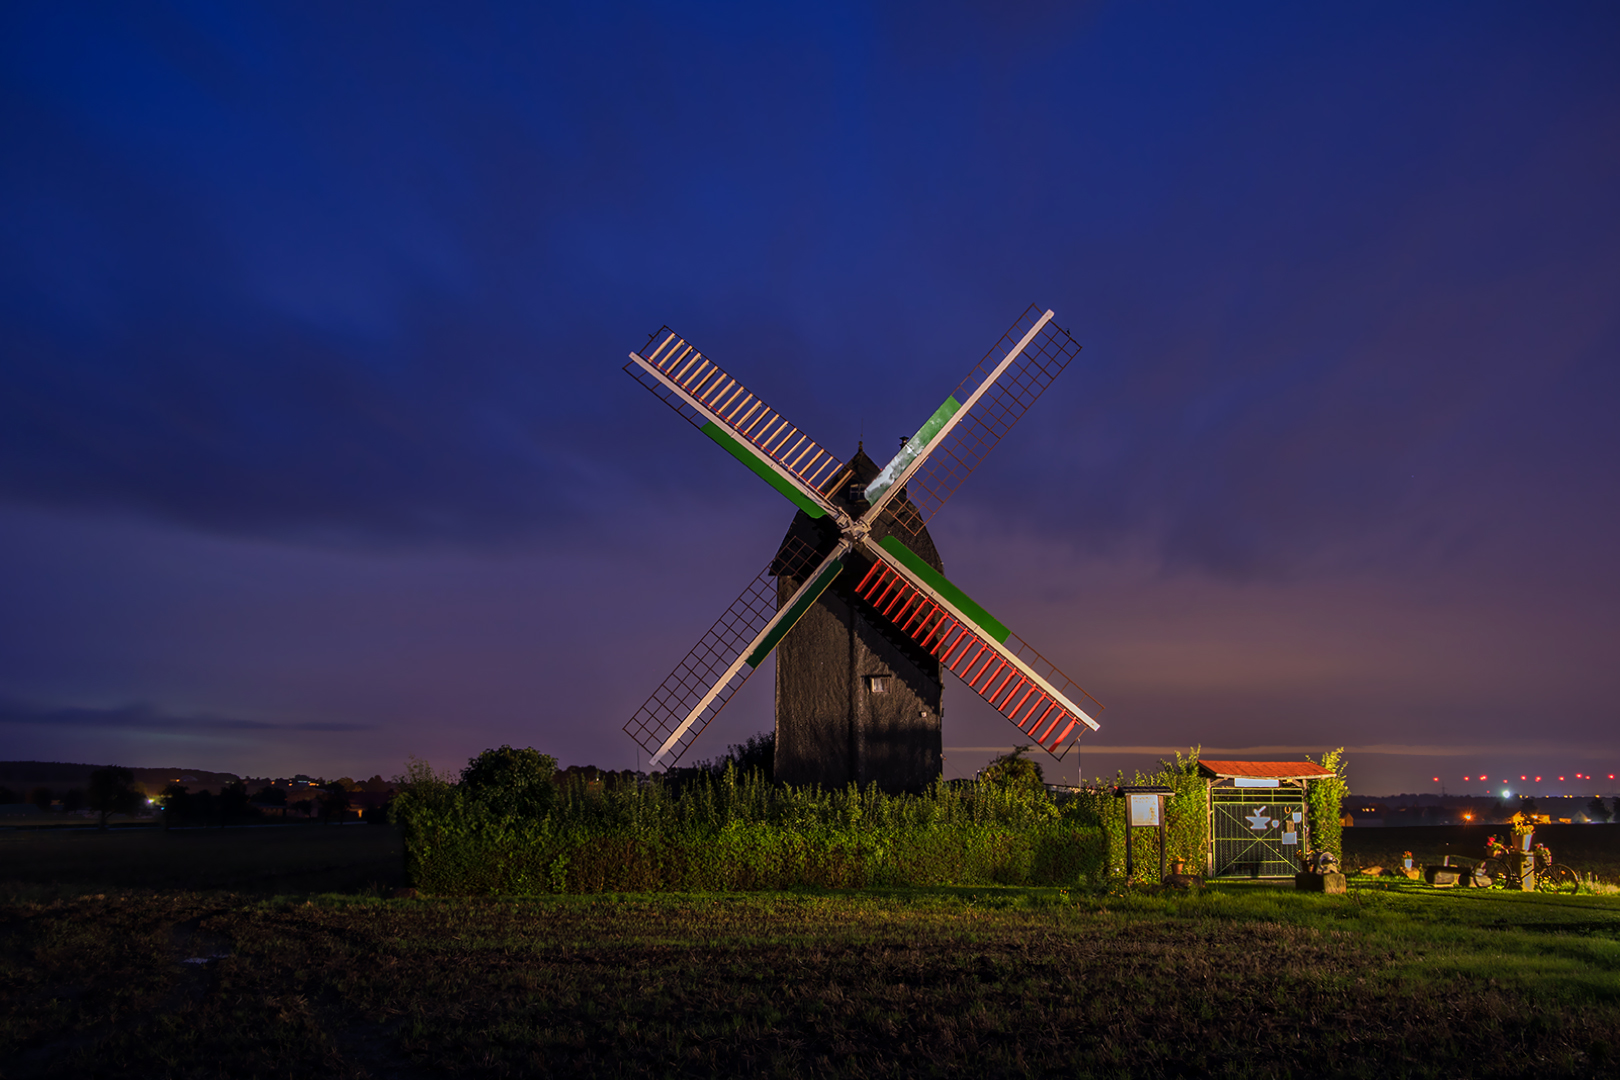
[{"left": 772, "top": 449, "right": 943, "bottom": 794}]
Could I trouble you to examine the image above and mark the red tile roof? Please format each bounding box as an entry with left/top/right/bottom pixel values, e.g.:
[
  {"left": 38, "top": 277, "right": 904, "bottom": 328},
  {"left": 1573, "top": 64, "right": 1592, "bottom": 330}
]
[{"left": 1197, "top": 760, "right": 1335, "bottom": 780}]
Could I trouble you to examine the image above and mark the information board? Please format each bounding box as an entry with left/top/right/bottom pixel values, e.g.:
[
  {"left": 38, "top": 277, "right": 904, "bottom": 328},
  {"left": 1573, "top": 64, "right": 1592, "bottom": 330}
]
[{"left": 1127, "top": 792, "right": 1161, "bottom": 826}]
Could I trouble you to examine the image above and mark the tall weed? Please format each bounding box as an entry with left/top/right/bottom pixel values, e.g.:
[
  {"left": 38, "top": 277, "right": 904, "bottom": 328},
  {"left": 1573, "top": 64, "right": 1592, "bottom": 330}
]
[{"left": 395, "top": 764, "right": 1108, "bottom": 894}]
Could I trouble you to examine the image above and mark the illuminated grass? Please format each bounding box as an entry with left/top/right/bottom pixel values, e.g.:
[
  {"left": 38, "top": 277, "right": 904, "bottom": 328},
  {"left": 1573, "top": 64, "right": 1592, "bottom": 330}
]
[{"left": 3, "top": 883, "right": 1619, "bottom": 1078}]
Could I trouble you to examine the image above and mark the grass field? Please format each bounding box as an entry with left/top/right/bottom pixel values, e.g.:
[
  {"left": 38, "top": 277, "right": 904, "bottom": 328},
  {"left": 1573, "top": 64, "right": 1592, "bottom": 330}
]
[{"left": 4, "top": 826, "right": 1619, "bottom": 1078}]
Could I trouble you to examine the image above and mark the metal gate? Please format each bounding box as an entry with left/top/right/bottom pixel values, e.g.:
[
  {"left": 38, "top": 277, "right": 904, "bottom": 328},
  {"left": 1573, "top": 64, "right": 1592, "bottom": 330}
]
[{"left": 1210, "top": 787, "right": 1306, "bottom": 878}]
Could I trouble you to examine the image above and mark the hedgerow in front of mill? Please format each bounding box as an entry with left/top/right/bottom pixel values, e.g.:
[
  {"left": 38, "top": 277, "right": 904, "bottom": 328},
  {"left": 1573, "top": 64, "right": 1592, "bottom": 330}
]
[{"left": 392, "top": 754, "right": 1106, "bottom": 895}]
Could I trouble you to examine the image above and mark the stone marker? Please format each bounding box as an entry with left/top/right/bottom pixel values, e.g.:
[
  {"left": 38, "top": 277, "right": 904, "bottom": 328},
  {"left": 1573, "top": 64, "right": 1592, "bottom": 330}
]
[{"left": 1295, "top": 871, "right": 1347, "bottom": 894}]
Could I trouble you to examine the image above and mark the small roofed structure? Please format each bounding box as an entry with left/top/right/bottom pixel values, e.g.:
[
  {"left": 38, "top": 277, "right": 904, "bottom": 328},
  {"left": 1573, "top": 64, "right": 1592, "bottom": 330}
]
[
  {"left": 1198, "top": 760, "right": 1335, "bottom": 782},
  {"left": 1197, "top": 760, "right": 1335, "bottom": 878}
]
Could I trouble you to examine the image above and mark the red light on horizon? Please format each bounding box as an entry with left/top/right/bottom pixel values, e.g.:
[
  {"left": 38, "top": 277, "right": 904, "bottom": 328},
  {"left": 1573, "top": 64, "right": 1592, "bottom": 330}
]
[
  {"left": 1536, "top": 776, "right": 1542, "bottom": 782},
  {"left": 1521, "top": 775, "right": 1527, "bottom": 780},
  {"left": 1559, "top": 776, "right": 1565, "bottom": 781}
]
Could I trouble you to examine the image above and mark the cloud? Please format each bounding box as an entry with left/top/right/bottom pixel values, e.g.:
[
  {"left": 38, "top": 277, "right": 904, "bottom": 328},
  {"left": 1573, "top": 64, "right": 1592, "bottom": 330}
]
[{"left": 0, "top": 698, "right": 372, "bottom": 734}]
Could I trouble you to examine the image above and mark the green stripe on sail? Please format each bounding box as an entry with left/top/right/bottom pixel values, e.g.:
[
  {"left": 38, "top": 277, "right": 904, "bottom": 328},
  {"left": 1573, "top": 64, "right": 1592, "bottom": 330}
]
[
  {"left": 702, "top": 422, "right": 826, "bottom": 519},
  {"left": 864, "top": 395, "right": 961, "bottom": 504},
  {"left": 878, "top": 534, "right": 1010, "bottom": 643},
  {"left": 745, "top": 559, "right": 844, "bottom": 667}
]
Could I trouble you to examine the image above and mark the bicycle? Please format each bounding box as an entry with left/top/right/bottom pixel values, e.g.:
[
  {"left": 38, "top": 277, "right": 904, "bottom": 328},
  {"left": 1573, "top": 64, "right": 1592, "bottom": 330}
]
[{"left": 1478, "top": 845, "right": 1578, "bottom": 893}]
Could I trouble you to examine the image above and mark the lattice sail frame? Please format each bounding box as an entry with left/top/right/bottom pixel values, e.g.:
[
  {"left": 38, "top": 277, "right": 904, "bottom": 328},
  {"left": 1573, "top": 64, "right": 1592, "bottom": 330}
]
[
  {"left": 851, "top": 552, "right": 1100, "bottom": 758},
  {"left": 624, "top": 535, "right": 836, "bottom": 768},
  {"left": 883, "top": 305, "right": 1081, "bottom": 543},
  {"left": 627, "top": 329, "right": 847, "bottom": 509}
]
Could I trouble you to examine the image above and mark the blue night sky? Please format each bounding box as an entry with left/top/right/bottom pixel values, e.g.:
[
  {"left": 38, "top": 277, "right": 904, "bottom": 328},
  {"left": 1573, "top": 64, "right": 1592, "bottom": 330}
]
[{"left": 2, "top": 2, "right": 1616, "bottom": 795}]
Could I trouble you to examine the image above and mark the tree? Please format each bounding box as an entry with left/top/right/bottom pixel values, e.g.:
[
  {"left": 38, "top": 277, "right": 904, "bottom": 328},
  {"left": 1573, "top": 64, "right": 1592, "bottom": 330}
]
[
  {"left": 461, "top": 745, "right": 557, "bottom": 819},
  {"left": 61, "top": 788, "right": 87, "bottom": 813},
  {"left": 28, "top": 786, "right": 53, "bottom": 811},
  {"left": 699, "top": 731, "right": 775, "bottom": 782},
  {"left": 980, "top": 746, "right": 1044, "bottom": 789},
  {"left": 159, "top": 783, "right": 189, "bottom": 822},
  {"left": 87, "top": 767, "right": 143, "bottom": 829},
  {"left": 1587, "top": 796, "right": 1613, "bottom": 823},
  {"left": 1305, "top": 748, "right": 1350, "bottom": 864},
  {"left": 0, "top": 786, "right": 15, "bottom": 805},
  {"left": 319, "top": 782, "right": 351, "bottom": 824},
  {"left": 253, "top": 785, "right": 287, "bottom": 806},
  {"left": 219, "top": 780, "right": 254, "bottom": 823}
]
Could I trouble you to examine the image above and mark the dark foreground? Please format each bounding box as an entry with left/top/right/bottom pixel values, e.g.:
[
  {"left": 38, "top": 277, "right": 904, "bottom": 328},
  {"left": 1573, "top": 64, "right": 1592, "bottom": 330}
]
[
  {"left": 3, "top": 881, "right": 1619, "bottom": 1079},
  {"left": 0, "top": 822, "right": 405, "bottom": 894}
]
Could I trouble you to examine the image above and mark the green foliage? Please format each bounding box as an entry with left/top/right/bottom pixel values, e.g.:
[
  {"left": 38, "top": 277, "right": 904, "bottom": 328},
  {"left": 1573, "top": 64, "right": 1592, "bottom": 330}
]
[
  {"left": 698, "top": 730, "right": 775, "bottom": 781},
  {"left": 979, "top": 745, "right": 1044, "bottom": 789},
  {"left": 87, "top": 766, "right": 142, "bottom": 828},
  {"left": 1067, "top": 747, "right": 1209, "bottom": 882},
  {"left": 394, "top": 757, "right": 1106, "bottom": 895},
  {"left": 459, "top": 745, "right": 558, "bottom": 819},
  {"left": 1306, "top": 747, "right": 1350, "bottom": 863}
]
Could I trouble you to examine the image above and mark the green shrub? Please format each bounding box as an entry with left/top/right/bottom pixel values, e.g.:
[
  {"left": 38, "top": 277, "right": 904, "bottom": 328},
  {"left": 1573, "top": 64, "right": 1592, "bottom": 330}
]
[
  {"left": 1067, "top": 748, "right": 1209, "bottom": 882},
  {"left": 1305, "top": 747, "right": 1349, "bottom": 864},
  {"left": 393, "top": 757, "right": 1108, "bottom": 895}
]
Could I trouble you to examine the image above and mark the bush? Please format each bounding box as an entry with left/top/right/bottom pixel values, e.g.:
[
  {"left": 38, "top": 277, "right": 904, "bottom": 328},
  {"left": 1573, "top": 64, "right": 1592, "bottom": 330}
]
[
  {"left": 1067, "top": 748, "right": 1209, "bottom": 882},
  {"left": 460, "top": 745, "right": 557, "bottom": 819},
  {"left": 393, "top": 754, "right": 1107, "bottom": 895},
  {"left": 980, "top": 746, "right": 1044, "bottom": 789},
  {"left": 1305, "top": 748, "right": 1349, "bottom": 863}
]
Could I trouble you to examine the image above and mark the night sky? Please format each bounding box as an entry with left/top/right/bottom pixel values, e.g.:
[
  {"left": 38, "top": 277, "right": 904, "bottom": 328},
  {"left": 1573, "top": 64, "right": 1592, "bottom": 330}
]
[{"left": 3, "top": 2, "right": 1617, "bottom": 796}]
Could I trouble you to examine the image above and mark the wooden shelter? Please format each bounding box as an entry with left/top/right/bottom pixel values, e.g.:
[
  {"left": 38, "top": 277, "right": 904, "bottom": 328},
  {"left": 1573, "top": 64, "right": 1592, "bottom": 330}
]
[{"left": 1197, "top": 759, "right": 1335, "bottom": 878}]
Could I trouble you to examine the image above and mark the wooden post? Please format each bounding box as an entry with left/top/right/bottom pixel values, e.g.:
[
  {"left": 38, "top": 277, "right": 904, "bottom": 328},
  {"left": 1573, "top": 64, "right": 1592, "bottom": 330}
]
[{"left": 1158, "top": 800, "right": 1167, "bottom": 882}]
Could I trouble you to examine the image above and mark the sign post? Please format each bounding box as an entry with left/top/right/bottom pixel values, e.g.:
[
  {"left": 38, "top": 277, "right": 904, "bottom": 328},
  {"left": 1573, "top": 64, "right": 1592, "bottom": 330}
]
[{"left": 1116, "top": 785, "right": 1175, "bottom": 882}]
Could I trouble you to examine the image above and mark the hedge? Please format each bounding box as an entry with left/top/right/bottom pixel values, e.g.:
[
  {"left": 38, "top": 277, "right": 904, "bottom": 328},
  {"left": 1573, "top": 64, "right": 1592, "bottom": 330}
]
[{"left": 394, "top": 764, "right": 1108, "bottom": 894}]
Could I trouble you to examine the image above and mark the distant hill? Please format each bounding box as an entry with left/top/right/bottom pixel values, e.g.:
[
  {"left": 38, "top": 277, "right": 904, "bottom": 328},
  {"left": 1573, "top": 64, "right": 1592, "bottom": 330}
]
[{"left": 0, "top": 761, "right": 243, "bottom": 796}]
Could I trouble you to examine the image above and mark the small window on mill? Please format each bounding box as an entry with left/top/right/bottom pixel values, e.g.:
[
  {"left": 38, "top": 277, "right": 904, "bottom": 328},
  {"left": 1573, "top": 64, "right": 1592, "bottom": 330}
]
[{"left": 865, "top": 675, "right": 891, "bottom": 694}]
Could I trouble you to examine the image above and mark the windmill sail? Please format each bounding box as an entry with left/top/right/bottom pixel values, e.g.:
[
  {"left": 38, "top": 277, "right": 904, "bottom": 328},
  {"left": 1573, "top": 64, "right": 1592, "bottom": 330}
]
[
  {"left": 854, "top": 534, "right": 1100, "bottom": 757},
  {"left": 865, "top": 305, "right": 1081, "bottom": 540},
  {"left": 625, "top": 535, "right": 849, "bottom": 769},
  {"left": 627, "top": 329, "right": 846, "bottom": 520},
  {"left": 622, "top": 303, "right": 1105, "bottom": 773}
]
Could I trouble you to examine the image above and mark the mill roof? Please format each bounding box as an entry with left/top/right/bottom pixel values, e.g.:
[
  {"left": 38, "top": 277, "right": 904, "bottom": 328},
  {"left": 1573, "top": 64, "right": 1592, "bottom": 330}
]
[{"left": 1197, "top": 760, "right": 1335, "bottom": 780}]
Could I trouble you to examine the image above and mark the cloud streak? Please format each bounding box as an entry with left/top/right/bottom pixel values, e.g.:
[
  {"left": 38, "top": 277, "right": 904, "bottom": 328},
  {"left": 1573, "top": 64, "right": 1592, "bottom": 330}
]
[{"left": 0, "top": 699, "right": 371, "bottom": 735}]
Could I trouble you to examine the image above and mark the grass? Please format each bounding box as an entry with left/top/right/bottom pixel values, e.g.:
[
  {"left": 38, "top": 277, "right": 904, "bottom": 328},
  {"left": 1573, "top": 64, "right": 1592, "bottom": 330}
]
[
  {"left": 4, "top": 823, "right": 1620, "bottom": 1077},
  {"left": 2, "top": 879, "right": 1619, "bottom": 1078}
]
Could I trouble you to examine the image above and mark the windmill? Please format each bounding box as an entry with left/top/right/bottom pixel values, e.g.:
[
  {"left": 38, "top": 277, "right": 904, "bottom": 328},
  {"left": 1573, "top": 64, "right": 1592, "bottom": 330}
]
[{"left": 622, "top": 305, "right": 1103, "bottom": 786}]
